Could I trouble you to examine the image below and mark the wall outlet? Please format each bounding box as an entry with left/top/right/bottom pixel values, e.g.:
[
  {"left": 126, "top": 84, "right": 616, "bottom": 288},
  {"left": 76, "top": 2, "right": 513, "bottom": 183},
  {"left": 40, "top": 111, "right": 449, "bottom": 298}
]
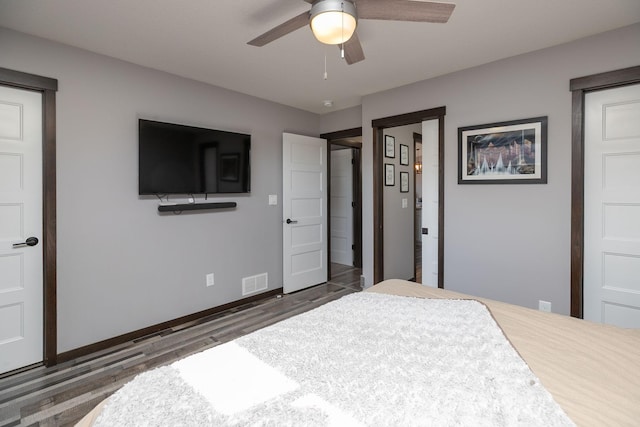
[
  {"left": 206, "top": 273, "right": 215, "bottom": 287},
  {"left": 268, "top": 194, "right": 277, "bottom": 205},
  {"left": 538, "top": 300, "right": 551, "bottom": 313}
]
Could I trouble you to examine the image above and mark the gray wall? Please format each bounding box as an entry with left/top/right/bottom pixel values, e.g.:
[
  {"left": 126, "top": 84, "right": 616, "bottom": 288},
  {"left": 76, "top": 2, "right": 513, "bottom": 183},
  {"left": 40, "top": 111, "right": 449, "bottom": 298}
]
[
  {"left": 383, "top": 124, "right": 420, "bottom": 280},
  {"left": 322, "top": 23, "right": 640, "bottom": 315},
  {"left": 319, "top": 105, "right": 362, "bottom": 133},
  {"left": 0, "top": 28, "right": 319, "bottom": 352}
]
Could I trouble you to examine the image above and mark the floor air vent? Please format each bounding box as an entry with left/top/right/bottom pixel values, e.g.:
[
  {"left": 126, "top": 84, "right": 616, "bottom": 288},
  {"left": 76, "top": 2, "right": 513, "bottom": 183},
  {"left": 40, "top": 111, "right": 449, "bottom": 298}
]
[{"left": 242, "top": 273, "right": 268, "bottom": 296}]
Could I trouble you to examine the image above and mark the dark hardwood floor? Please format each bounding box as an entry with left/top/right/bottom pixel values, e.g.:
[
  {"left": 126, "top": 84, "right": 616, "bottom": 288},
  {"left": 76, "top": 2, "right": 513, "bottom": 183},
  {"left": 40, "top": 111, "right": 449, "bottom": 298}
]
[{"left": 0, "top": 264, "right": 361, "bottom": 427}]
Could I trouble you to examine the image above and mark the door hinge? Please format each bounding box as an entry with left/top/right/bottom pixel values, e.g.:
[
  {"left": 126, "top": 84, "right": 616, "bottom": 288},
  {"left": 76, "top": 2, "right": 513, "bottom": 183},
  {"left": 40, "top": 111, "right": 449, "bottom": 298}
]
[
  {"left": 352, "top": 201, "right": 355, "bottom": 208},
  {"left": 352, "top": 244, "right": 355, "bottom": 250}
]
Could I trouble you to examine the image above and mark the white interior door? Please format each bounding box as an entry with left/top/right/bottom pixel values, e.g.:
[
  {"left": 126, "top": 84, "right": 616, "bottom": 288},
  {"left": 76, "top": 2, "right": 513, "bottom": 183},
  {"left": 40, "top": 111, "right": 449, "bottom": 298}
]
[
  {"left": 330, "top": 149, "right": 353, "bottom": 266},
  {"left": 584, "top": 83, "right": 640, "bottom": 328},
  {"left": 421, "top": 119, "right": 439, "bottom": 287},
  {"left": 283, "top": 133, "right": 327, "bottom": 293},
  {"left": 0, "top": 85, "right": 43, "bottom": 374}
]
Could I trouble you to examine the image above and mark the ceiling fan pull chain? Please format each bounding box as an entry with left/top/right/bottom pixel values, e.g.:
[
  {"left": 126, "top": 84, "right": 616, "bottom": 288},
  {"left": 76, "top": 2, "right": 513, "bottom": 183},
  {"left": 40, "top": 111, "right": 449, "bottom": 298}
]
[{"left": 324, "top": 52, "right": 328, "bottom": 80}]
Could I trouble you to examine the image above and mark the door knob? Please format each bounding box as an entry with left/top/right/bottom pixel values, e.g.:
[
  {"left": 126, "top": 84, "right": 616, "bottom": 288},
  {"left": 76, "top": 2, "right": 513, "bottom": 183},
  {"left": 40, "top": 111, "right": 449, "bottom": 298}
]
[
  {"left": 12, "top": 237, "right": 39, "bottom": 248},
  {"left": 286, "top": 218, "right": 298, "bottom": 224}
]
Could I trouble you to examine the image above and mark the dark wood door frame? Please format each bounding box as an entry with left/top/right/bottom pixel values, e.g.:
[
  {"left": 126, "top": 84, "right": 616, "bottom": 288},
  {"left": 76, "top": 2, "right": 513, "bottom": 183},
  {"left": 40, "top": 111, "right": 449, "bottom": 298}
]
[
  {"left": 0, "top": 67, "right": 58, "bottom": 368},
  {"left": 569, "top": 65, "right": 640, "bottom": 318},
  {"left": 372, "top": 107, "right": 446, "bottom": 286},
  {"left": 320, "top": 127, "right": 363, "bottom": 276}
]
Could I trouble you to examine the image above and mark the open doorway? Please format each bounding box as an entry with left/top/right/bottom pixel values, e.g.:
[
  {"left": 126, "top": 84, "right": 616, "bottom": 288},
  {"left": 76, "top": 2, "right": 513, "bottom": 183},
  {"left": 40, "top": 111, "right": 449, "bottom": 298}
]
[
  {"left": 379, "top": 123, "right": 421, "bottom": 282},
  {"left": 321, "top": 128, "right": 363, "bottom": 289},
  {"left": 372, "top": 107, "right": 445, "bottom": 287}
]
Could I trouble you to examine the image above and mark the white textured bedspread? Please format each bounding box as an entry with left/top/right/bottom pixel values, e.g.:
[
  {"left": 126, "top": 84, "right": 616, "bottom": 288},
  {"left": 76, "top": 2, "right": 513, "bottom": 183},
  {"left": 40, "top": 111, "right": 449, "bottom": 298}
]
[{"left": 94, "top": 293, "right": 573, "bottom": 426}]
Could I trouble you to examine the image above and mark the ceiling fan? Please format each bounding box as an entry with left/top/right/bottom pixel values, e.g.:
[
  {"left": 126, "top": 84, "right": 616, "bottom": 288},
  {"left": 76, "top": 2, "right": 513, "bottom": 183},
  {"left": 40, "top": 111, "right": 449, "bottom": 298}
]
[{"left": 248, "top": 0, "right": 456, "bottom": 65}]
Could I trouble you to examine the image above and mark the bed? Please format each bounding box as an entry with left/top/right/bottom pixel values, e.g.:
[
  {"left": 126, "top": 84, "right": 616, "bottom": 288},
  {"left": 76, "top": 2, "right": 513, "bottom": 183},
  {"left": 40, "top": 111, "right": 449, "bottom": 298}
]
[{"left": 76, "top": 279, "right": 640, "bottom": 426}]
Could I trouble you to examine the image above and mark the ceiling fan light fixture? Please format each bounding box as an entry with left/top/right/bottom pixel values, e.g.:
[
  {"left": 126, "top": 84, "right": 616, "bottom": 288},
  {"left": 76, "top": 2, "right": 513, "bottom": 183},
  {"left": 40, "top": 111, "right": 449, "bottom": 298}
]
[{"left": 310, "top": 0, "right": 357, "bottom": 45}]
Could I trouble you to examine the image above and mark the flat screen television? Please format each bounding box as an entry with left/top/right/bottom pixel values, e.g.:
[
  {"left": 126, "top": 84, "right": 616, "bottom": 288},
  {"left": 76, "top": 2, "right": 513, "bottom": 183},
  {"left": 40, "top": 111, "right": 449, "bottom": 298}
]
[{"left": 139, "top": 119, "right": 251, "bottom": 195}]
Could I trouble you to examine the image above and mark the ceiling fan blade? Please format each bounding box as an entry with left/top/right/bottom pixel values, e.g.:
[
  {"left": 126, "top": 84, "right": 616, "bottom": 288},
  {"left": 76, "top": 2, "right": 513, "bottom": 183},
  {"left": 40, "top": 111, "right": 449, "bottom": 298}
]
[
  {"left": 341, "top": 32, "right": 365, "bottom": 65},
  {"left": 356, "top": 0, "right": 455, "bottom": 23},
  {"left": 247, "top": 11, "right": 310, "bottom": 47}
]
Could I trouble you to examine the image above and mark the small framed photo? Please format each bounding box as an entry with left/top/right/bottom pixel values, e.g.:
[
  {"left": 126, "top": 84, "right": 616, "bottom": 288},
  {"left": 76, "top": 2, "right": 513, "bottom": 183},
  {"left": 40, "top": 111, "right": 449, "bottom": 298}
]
[
  {"left": 219, "top": 154, "right": 240, "bottom": 182},
  {"left": 458, "top": 116, "right": 548, "bottom": 184},
  {"left": 385, "top": 163, "right": 395, "bottom": 186},
  {"left": 400, "top": 144, "right": 409, "bottom": 166},
  {"left": 385, "top": 135, "right": 395, "bottom": 158},
  {"left": 400, "top": 171, "right": 409, "bottom": 192}
]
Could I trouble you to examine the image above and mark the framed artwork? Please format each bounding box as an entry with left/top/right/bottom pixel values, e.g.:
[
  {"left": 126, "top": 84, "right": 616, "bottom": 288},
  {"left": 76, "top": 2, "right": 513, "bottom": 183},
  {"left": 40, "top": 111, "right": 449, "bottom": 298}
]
[
  {"left": 385, "top": 163, "right": 395, "bottom": 186},
  {"left": 400, "top": 144, "right": 409, "bottom": 166},
  {"left": 220, "top": 154, "right": 240, "bottom": 182},
  {"left": 458, "top": 116, "right": 547, "bottom": 184},
  {"left": 400, "top": 171, "right": 409, "bottom": 192},
  {"left": 385, "top": 135, "right": 395, "bottom": 158}
]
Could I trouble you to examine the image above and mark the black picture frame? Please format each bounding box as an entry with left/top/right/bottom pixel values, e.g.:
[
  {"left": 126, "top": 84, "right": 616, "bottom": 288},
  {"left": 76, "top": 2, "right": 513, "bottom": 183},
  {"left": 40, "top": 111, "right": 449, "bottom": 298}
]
[
  {"left": 400, "top": 144, "right": 409, "bottom": 166},
  {"left": 385, "top": 163, "right": 395, "bottom": 186},
  {"left": 220, "top": 153, "right": 240, "bottom": 182},
  {"left": 385, "top": 135, "right": 395, "bottom": 158},
  {"left": 458, "top": 116, "right": 548, "bottom": 184},
  {"left": 400, "top": 171, "right": 409, "bottom": 192}
]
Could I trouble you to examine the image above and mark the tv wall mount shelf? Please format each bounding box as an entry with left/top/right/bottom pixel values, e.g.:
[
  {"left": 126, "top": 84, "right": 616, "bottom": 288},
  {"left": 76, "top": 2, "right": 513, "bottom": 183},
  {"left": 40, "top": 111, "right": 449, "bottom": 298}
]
[{"left": 157, "top": 202, "right": 237, "bottom": 213}]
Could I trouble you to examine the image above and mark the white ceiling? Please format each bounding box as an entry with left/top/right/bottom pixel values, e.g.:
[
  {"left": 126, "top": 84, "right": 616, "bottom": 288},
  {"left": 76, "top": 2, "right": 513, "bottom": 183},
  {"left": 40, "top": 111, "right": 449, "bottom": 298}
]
[{"left": 1, "top": 0, "right": 639, "bottom": 114}]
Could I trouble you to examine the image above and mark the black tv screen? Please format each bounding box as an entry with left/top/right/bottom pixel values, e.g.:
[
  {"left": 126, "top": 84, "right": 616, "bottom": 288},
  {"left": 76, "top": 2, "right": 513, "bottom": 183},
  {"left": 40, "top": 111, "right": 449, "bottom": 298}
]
[{"left": 138, "top": 119, "right": 250, "bottom": 195}]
